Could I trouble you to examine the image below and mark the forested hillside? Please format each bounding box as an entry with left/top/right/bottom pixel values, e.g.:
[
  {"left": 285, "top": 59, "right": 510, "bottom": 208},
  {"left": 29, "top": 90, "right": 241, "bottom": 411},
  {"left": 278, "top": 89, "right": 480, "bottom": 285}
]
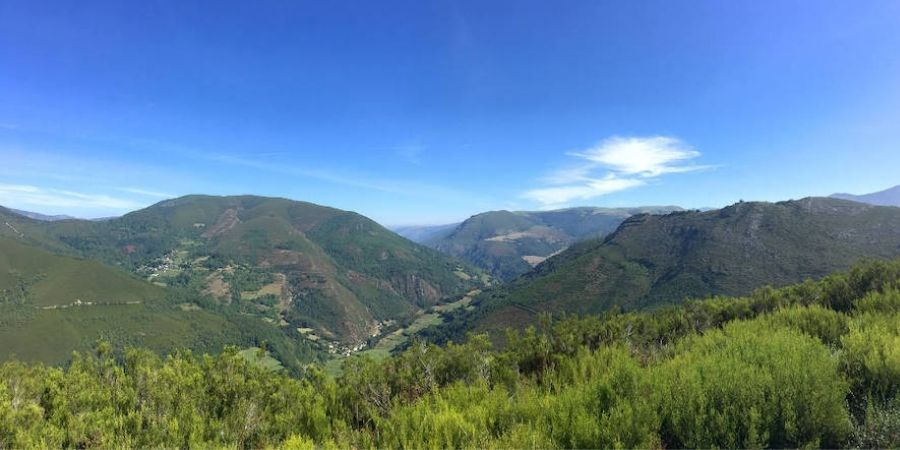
[
  {"left": 0, "top": 236, "right": 321, "bottom": 370},
  {"left": 426, "top": 206, "right": 681, "bottom": 280},
  {"left": 0, "top": 196, "right": 482, "bottom": 343},
  {"left": 437, "top": 197, "right": 900, "bottom": 338},
  {"left": 1, "top": 259, "right": 898, "bottom": 448}
]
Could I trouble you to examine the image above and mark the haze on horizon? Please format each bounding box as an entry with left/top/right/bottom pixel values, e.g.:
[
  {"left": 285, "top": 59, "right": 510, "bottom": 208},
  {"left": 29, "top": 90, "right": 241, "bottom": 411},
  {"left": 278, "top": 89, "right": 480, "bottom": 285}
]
[{"left": 2, "top": 0, "right": 900, "bottom": 225}]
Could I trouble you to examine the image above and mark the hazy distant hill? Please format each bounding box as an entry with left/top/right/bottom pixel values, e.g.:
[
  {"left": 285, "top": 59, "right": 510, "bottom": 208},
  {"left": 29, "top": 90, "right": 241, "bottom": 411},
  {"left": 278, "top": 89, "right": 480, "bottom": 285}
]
[
  {"left": 425, "top": 206, "right": 682, "bottom": 281},
  {"left": 0, "top": 196, "right": 481, "bottom": 346},
  {"left": 392, "top": 222, "right": 459, "bottom": 243},
  {"left": 8, "top": 208, "right": 76, "bottom": 221},
  {"left": 831, "top": 184, "right": 900, "bottom": 207},
  {"left": 429, "top": 197, "right": 900, "bottom": 339}
]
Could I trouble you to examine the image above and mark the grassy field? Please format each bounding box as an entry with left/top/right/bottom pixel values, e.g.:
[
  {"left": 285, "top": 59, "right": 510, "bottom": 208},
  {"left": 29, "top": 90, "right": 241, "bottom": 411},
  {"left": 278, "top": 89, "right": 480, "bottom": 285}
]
[
  {"left": 240, "top": 278, "right": 283, "bottom": 300},
  {"left": 238, "top": 347, "right": 285, "bottom": 371},
  {"left": 0, "top": 237, "right": 164, "bottom": 307}
]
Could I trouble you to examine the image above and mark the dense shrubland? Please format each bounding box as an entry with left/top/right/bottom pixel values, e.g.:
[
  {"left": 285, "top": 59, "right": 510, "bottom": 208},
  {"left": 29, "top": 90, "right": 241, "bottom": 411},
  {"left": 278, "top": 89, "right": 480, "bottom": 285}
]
[{"left": 1, "top": 260, "right": 900, "bottom": 448}]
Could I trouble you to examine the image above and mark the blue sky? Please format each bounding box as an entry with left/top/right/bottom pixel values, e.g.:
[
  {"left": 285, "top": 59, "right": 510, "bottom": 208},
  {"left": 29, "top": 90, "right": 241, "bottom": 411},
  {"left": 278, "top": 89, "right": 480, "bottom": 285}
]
[{"left": 2, "top": 0, "right": 899, "bottom": 225}]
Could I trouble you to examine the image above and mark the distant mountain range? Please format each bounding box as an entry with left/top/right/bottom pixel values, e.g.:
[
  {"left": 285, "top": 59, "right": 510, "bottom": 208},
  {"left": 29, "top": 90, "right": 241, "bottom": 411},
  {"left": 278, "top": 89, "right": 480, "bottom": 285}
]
[
  {"left": 392, "top": 223, "right": 460, "bottom": 243},
  {"left": 421, "top": 206, "right": 683, "bottom": 281},
  {"left": 8, "top": 208, "right": 77, "bottom": 221},
  {"left": 0, "top": 196, "right": 482, "bottom": 367},
  {"left": 831, "top": 184, "right": 900, "bottom": 207},
  {"left": 425, "top": 197, "right": 900, "bottom": 341}
]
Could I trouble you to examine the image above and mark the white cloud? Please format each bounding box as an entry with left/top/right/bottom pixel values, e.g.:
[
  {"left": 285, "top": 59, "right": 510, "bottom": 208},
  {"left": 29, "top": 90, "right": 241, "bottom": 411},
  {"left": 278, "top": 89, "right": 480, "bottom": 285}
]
[
  {"left": 525, "top": 174, "right": 645, "bottom": 209},
  {"left": 571, "top": 136, "right": 707, "bottom": 177},
  {"left": 0, "top": 183, "right": 143, "bottom": 212},
  {"left": 524, "top": 136, "right": 710, "bottom": 207}
]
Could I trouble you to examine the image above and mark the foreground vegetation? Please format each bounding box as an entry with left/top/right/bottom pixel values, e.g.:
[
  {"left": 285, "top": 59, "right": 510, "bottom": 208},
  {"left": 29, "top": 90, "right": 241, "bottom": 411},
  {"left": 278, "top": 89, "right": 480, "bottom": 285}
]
[{"left": 2, "top": 259, "right": 900, "bottom": 448}]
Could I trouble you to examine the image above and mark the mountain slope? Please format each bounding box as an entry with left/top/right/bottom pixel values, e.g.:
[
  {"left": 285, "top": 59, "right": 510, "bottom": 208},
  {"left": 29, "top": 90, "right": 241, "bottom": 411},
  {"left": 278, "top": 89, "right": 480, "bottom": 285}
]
[
  {"left": 426, "top": 206, "right": 682, "bottom": 280},
  {"left": 832, "top": 184, "right": 900, "bottom": 207},
  {"left": 0, "top": 196, "right": 480, "bottom": 343},
  {"left": 433, "top": 197, "right": 900, "bottom": 338},
  {"left": 0, "top": 236, "right": 321, "bottom": 367}
]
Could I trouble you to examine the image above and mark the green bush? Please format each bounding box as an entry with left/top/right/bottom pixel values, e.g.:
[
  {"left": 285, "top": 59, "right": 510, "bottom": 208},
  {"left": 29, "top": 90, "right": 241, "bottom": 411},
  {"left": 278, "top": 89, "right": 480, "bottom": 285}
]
[
  {"left": 655, "top": 320, "right": 850, "bottom": 448},
  {"left": 842, "top": 312, "right": 900, "bottom": 400},
  {"left": 760, "top": 304, "right": 849, "bottom": 346},
  {"left": 854, "top": 288, "right": 900, "bottom": 315},
  {"left": 544, "top": 347, "right": 660, "bottom": 449}
]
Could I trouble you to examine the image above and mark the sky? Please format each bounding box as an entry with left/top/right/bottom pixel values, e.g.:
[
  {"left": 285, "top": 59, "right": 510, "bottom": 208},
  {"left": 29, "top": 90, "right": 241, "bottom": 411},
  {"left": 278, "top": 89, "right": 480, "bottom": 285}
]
[{"left": 2, "top": 0, "right": 900, "bottom": 225}]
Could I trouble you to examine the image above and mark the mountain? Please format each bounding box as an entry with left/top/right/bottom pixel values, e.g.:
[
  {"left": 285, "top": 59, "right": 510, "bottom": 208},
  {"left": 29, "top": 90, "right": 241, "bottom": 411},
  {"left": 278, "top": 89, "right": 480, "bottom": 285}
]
[
  {"left": 0, "top": 196, "right": 482, "bottom": 346},
  {"left": 391, "top": 223, "right": 459, "bottom": 243},
  {"left": 0, "top": 236, "right": 320, "bottom": 367},
  {"left": 831, "top": 184, "right": 900, "bottom": 207},
  {"left": 425, "top": 206, "right": 682, "bottom": 281},
  {"left": 8, "top": 208, "right": 77, "bottom": 221},
  {"left": 430, "top": 197, "right": 900, "bottom": 339}
]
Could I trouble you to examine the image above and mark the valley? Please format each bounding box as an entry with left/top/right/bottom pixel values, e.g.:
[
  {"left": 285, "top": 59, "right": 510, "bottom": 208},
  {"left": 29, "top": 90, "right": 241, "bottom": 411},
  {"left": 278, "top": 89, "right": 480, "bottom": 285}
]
[
  {"left": 0, "top": 196, "right": 485, "bottom": 371},
  {"left": 4, "top": 3, "right": 898, "bottom": 446},
  {"left": 323, "top": 288, "right": 480, "bottom": 374},
  {"left": 4, "top": 194, "right": 900, "bottom": 371},
  {"left": 419, "top": 197, "right": 900, "bottom": 343},
  {"left": 421, "top": 206, "right": 682, "bottom": 281},
  {"left": 2, "top": 193, "right": 900, "bottom": 448}
]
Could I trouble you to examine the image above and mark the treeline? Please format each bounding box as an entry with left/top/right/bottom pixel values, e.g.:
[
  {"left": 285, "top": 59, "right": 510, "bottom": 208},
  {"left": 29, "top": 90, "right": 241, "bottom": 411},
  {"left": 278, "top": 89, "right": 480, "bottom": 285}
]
[{"left": 2, "top": 260, "right": 900, "bottom": 448}]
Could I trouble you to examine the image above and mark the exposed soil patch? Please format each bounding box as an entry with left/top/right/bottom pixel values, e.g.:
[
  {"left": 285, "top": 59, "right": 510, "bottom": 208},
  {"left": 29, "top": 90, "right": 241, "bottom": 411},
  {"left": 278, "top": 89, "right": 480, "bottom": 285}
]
[
  {"left": 203, "top": 272, "right": 230, "bottom": 301},
  {"left": 484, "top": 226, "right": 566, "bottom": 243},
  {"left": 521, "top": 248, "right": 565, "bottom": 267},
  {"left": 202, "top": 208, "right": 240, "bottom": 238}
]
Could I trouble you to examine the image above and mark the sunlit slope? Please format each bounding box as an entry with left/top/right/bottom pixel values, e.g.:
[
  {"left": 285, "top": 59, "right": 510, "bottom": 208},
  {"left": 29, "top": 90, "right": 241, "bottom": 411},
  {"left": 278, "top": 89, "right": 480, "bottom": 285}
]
[
  {"left": 0, "top": 195, "right": 481, "bottom": 341},
  {"left": 426, "top": 206, "right": 682, "bottom": 281},
  {"left": 0, "top": 236, "right": 160, "bottom": 307},
  {"left": 435, "top": 197, "right": 900, "bottom": 337},
  {"left": 0, "top": 236, "right": 321, "bottom": 366}
]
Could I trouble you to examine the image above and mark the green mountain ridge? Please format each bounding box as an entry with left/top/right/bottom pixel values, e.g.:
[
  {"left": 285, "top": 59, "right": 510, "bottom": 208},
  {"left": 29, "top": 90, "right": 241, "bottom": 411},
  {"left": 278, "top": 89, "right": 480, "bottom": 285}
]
[
  {"left": 425, "top": 206, "right": 683, "bottom": 281},
  {"left": 0, "top": 195, "right": 482, "bottom": 348},
  {"left": 426, "top": 197, "right": 900, "bottom": 340}
]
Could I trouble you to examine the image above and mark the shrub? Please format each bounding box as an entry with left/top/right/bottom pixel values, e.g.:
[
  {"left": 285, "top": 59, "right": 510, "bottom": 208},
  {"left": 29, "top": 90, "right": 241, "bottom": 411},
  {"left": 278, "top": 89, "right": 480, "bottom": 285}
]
[{"left": 655, "top": 320, "right": 850, "bottom": 448}]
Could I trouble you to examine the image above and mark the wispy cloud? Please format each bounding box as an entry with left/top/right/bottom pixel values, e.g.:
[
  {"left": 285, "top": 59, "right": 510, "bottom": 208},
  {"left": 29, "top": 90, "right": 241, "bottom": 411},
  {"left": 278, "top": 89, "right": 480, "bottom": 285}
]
[
  {"left": 204, "top": 153, "right": 404, "bottom": 193},
  {"left": 0, "top": 183, "right": 143, "bottom": 212},
  {"left": 525, "top": 174, "right": 646, "bottom": 208},
  {"left": 202, "top": 152, "right": 478, "bottom": 203},
  {"left": 116, "top": 187, "right": 176, "bottom": 198},
  {"left": 524, "top": 136, "right": 711, "bottom": 208}
]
